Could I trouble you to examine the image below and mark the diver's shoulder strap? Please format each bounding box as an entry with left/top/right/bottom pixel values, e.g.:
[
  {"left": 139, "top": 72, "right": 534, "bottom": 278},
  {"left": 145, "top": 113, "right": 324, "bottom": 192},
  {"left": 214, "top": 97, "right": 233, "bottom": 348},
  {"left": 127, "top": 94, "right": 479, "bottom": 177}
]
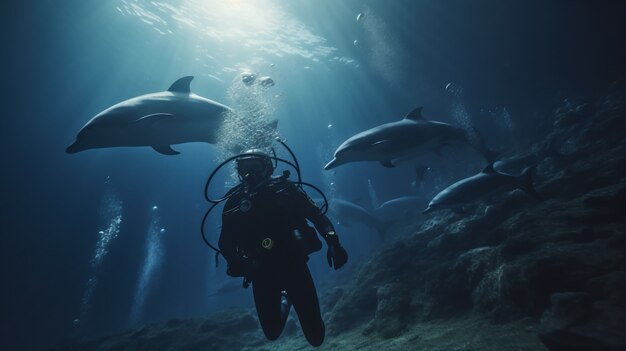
[{"left": 224, "top": 184, "right": 244, "bottom": 197}]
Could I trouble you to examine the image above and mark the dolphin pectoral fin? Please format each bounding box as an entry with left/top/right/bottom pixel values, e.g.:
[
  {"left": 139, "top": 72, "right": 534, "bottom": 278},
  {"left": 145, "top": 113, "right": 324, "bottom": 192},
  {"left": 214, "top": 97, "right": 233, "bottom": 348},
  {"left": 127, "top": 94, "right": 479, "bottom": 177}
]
[
  {"left": 153, "top": 145, "right": 180, "bottom": 155},
  {"left": 380, "top": 160, "right": 395, "bottom": 168},
  {"left": 168, "top": 76, "right": 194, "bottom": 93}
]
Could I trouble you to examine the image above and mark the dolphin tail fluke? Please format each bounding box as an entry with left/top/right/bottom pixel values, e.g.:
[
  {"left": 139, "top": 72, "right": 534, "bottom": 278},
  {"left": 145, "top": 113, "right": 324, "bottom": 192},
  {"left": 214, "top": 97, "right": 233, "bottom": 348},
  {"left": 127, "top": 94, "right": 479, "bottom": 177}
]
[{"left": 519, "top": 165, "right": 542, "bottom": 200}]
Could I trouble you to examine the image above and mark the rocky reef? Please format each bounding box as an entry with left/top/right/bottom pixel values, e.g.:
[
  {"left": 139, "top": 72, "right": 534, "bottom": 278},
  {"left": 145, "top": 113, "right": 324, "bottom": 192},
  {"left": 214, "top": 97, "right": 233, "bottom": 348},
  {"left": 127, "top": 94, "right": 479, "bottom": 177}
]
[{"left": 50, "top": 91, "right": 625, "bottom": 350}]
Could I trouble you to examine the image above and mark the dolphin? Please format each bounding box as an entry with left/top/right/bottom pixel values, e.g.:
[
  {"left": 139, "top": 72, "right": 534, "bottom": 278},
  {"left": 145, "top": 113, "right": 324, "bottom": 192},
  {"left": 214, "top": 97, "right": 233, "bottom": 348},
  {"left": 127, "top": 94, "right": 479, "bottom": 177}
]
[
  {"left": 374, "top": 196, "right": 427, "bottom": 223},
  {"left": 324, "top": 107, "right": 498, "bottom": 170},
  {"left": 315, "top": 198, "right": 387, "bottom": 238},
  {"left": 422, "top": 163, "right": 539, "bottom": 214},
  {"left": 66, "top": 76, "right": 233, "bottom": 155}
]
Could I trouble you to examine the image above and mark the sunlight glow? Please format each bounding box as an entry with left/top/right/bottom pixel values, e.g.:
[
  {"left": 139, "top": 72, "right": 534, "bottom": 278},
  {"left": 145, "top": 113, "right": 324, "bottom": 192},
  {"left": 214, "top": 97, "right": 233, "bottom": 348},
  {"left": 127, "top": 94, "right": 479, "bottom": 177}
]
[{"left": 118, "top": 0, "right": 337, "bottom": 61}]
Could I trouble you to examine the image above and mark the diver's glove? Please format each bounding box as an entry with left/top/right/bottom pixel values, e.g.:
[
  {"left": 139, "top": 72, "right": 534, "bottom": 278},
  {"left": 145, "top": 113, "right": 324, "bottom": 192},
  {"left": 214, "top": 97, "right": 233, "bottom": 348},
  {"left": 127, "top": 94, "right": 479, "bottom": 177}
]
[
  {"left": 326, "top": 244, "right": 348, "bottom": 270},
  {"left": 324, "top": 231, "right": 348, "bottom": 270}
]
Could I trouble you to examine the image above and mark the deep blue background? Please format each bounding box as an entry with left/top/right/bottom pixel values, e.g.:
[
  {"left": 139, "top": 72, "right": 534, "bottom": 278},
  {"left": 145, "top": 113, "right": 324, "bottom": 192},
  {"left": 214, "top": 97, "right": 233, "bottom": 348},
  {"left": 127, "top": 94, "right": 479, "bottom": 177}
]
[{"left": 1, "top": 1, "right": 625, "bottom": 350}]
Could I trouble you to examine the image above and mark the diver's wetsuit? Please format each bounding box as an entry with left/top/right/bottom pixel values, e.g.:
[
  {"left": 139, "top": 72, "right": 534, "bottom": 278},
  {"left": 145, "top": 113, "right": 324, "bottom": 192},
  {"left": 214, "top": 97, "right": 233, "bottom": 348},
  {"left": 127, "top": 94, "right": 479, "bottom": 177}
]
[{"left": 218, "top": 176, "right": 339, "bottom": 347}]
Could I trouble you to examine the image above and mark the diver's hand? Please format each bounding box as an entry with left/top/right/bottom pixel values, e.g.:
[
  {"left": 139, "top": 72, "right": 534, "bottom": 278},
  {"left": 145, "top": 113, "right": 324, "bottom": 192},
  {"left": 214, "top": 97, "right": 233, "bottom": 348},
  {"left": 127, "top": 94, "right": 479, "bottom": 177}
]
[{"left": 327, "top": 244, "right": 348, "bottom": 270}]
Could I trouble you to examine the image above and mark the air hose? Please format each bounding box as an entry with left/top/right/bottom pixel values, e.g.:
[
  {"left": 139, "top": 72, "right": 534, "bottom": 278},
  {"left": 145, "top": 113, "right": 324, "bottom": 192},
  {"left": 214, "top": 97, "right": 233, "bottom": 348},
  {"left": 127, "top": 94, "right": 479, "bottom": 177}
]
[{"left": 200, "top": 139, "right": 329, "bottom": 266}]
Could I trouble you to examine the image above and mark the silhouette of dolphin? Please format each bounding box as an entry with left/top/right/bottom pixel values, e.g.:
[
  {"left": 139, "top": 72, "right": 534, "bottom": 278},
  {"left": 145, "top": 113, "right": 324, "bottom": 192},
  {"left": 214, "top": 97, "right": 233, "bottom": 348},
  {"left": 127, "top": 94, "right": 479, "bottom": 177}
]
[
  {"left": 315, "top": 198, "right": 388, "bottom": 238},
  {"left": 324, "top": 107, "right": 498, "bottom": 169},
  {"left": 423, "top": 163, "right": 539, "bottom": 214},
  {"left": 374, "top": 196, "right": 427, "bottom": 223},
  {"left": 66, "top": 76, "right": 233, "bottom": 155}
]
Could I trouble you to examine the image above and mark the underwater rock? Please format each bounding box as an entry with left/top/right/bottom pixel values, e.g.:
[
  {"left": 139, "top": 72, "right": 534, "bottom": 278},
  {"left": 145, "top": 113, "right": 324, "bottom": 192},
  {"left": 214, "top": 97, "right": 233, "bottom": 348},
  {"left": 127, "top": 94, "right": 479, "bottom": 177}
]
[
  {"left": 326, "top": 278, "right": 378, "bottom": 335},
  {"left": 362, "top": 283, "right": 413, "bottom": 338},
  {"left": 538, "top": 290, "right": 626, "bottom": 351},
  {"left": 320, "top": 286, "right": 345, "bottom": 312},
  {"left": 49, "top": 308, "right": 263, "bottom": 351}
]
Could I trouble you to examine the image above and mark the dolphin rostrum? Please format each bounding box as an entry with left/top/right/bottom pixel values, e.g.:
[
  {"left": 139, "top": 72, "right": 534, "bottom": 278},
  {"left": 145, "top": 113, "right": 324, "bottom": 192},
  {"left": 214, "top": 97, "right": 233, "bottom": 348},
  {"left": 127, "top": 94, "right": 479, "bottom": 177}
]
[
  {"left": 422, "top": 163, "right": 539, "bottom": 214},
  {"left": 324, "top": 107, "right": 498, "bottom": 170},
  {"left": 66, "top": 76, "right": 233, "bottom": 155}
]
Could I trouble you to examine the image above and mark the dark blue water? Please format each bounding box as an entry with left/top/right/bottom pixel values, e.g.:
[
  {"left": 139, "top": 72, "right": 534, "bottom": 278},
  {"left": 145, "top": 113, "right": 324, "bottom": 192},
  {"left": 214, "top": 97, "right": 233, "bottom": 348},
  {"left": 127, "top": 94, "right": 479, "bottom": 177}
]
[{"left": 2, "top": 1, "right": 624, "bottom": 349}]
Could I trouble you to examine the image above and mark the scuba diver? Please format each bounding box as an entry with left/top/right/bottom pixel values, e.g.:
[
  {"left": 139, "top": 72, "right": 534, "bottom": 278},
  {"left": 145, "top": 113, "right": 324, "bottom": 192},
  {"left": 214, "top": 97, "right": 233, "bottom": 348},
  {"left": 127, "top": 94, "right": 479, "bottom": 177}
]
[{"left": 217, "top": 149, "right": 348, "bottom": 347}]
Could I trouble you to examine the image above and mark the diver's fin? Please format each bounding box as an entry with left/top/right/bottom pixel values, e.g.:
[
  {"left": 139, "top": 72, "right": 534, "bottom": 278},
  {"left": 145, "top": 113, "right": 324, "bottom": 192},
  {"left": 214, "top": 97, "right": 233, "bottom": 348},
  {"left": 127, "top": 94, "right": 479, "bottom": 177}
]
[
  {"left": 134, "top": 113, "right": 174, "bottom": 124},
  {"left": 380, "top": 160, "right": 395, "bottom": 168},
  {"left": 404, "top": 107, "right": 424, "bottom": 121},
  {"left": 168, "top": 76, "right": 194, "bottom": 93},
  {"left": 481, "top": 162, "right": 497, "bottom": 174},
  {"left": 153, "top": 145, "right": 180, "bottom": 155}
]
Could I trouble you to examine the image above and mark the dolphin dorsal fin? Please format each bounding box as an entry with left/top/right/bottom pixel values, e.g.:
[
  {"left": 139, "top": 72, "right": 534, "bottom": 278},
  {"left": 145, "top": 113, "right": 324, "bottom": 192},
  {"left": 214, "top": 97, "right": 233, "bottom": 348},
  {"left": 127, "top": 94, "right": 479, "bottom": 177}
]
[
  {"left": 404, "top": 107, "right": 424, "bottom": 121},
  {"left": 168, "top": 76, "right": 194, "bottom": 93},
  {"left": 481, "top": 162, "right": 496, "bottom": 174}
]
